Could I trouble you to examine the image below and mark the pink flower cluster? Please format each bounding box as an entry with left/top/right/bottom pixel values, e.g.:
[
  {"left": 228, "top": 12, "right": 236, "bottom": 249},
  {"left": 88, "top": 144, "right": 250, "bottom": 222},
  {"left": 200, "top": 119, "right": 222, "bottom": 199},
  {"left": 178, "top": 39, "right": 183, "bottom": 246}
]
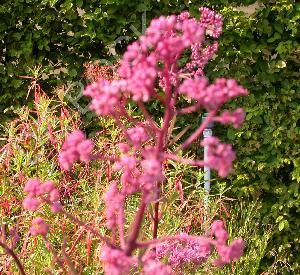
[
  {"left": 215, "top": 108, "right": 245, "bottom": 128},
  {"left": 179, "top": 77, "right": 248, "bottom": 111},
  {"left": 30, "top": 217, "right": 49, "bottom": 237},
  {"left": 201, "top": 137, "right": 236, "bottom": 177},
  {"left": 113, "top": 155, "right": 141, "bottom": 195},
  {"left": 156, "top": 235, "right": 211, "bottom": 268},
  {"left": 58, "top": 130, "right": 94, "bottom": 171},
  {"left": 23, "top": 179, "right": 61, "bottom": 237},
  {"left": 186, "top": 42, "right": 219, "bottom": 77},
  {"left": 104, "top": 181, "right": 124, "bottom": 230},
  {"left": 155, "top": 220, "right": 244, "bottom": 270},
  {"left": 142, "top": 251, "right": 173, "bottom": 275},
  {"left": 23, "top": 178, "right": 61, "bottom": 213},
  {"left": 101, "top": 245, "right": 136, "bottom": 275},
  {"left": 127, "top": 126, "right": 149, "bottom": 146},
  {"left": 83, "top": 8, "right": 223, "bottom": 106},
  {"left": 83, "top": 79, "right": 125, "bottom": 115},
  {"left": 199, "top": 7, "right": 223, "bottom": 38},
  {"left": 211, "top": 221, "right": 244, "bottom": 267}
]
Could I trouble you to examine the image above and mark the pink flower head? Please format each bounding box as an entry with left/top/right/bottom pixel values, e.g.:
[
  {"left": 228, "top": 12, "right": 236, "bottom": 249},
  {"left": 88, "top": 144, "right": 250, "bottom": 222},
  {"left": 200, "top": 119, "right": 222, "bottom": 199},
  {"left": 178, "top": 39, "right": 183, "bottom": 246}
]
[
  {"left": 113, "top": 155, "right": 141, "bottom": 195},
  {"left": 216, "top": 108, "right": 245, "bottom": 128},
  {"left": 101, "top": 245, "right": 136, "bottom": 275},
  {"left": 211, "top": 220, "right": 229, "bottom": 244},
  {"left": 179, "top": 77, "right": 208, "bottom": 100},
  {"left": 40, "top": 180, "right": 55, "bottom": 193},
  {"left": 156, "top": 235, "right": 211, "bottom": 268},
  {"left": 127, "top": 126, "right": 149, "bottom": 145},
  {"left": 201, "top": 136, "right": 236, "bottom": 177},
  {"left": 83, "top": 79, "right": 125, "bottom": 116},
  {"left": 141, "top": 156, "right": 164, "bottom": 193},
  {"left": 186, "top": 42, "right": 219, "bottom": 76},
  {"left": 179, "top": 78, "right": 247, "bottom": 111},
  {"left": 142, "top": 249, "right": 173, "bottom": 274},
  {"left": 30, "top": 217, "right": 49, "bottom": 236},
  {"left": 180, "top": 18, "right": 205, "bottom": 45},
  {"left": 214, "top": 239, "right": 245, "bottom": 266},
  {"left": 204, "top": 78, "right": 248, "bottom": 109},
  {"left": 143, "top": 260, "right": 173, "bottom": 275},
  {"left": 24, "top": 178, "right": 43, "bottom": 196},
  {"left": 177, "top": 11, "right": 190, "bottom": 21},
  {"left": 23, "top": 196, "right": 41, "bottom": 211},
  {"left": 58, "top": 130, "right": 94, "bottom": 171},
  {"left": 104, "top": 181, "right": 124, "bottom": 229},
  {"left": 211, "top": 220, "right": 225, "bottom": 233},
  {"left": 50, "top": 202, "right": 62, "bottom": 213},
  {"left": 23, "top": 179, "right": 61, "bottom": 213},
  {"left": 199, "top": 7, "right": 223, "bottom": 38},
  {"left": 123, "top": 56, "right": 158, "bottom": 102},
  {"left": 118, "top": 142, "right": 130, "bottom": 153}
]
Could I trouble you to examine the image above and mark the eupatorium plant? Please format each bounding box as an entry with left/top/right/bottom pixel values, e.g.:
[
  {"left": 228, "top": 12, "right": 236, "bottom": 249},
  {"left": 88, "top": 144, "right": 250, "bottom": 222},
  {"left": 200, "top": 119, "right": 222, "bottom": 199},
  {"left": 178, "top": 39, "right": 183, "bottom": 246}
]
[{"left": 21, "top": 7, "right": 248, "bottom": 274}]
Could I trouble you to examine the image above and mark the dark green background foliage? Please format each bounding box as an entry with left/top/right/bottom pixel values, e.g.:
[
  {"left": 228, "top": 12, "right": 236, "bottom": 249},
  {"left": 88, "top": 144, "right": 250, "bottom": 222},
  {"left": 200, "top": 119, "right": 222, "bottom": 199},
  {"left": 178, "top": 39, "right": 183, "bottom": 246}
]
[{"left": 1, "top": 0, "right": 299, "bottom": 272}]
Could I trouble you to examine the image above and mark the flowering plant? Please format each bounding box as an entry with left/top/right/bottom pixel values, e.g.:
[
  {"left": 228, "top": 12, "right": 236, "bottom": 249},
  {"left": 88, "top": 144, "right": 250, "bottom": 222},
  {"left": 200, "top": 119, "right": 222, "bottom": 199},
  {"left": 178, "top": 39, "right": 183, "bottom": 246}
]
[{"left": 20, "top": 7, "right": 248, "bottom": 274}]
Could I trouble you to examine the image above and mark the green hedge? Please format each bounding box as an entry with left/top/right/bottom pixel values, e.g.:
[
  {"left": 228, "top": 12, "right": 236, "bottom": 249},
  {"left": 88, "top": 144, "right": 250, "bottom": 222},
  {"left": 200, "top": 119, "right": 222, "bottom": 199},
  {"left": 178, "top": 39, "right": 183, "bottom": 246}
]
[
  {"left": 206, "top": 3, "right": 300, "bottom": 272},
  {"left": 1, "top": 0, "right": 299, "bottom": 272}
]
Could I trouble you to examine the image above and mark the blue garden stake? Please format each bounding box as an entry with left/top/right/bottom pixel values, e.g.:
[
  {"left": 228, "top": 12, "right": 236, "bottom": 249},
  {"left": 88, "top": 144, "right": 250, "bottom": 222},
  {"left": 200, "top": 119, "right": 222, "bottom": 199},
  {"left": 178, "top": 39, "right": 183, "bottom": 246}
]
[{"left": 202, "top": 113, "right": 214, "bottom": 211}]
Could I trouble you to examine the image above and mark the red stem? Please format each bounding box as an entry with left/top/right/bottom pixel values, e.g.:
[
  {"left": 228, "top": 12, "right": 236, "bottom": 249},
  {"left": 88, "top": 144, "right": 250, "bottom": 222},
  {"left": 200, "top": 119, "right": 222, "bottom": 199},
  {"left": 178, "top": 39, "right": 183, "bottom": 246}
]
[
  {"left": 125, "top": 196, "right": 147, "bottom": 255},
  {"left": 164, "top": 153, "right": 205, "bottom": 167},
  {"left": 153, "top": 200, "right": 159, "bottom": 239},
  {"left": 0, "top": 241, "right": 26, "bottom": 275},
  {"left": 118, "top": 200, "right": 126, "bottom": 249},
  {"left": 177, "top": 102, "right": 202, "bottom": 114},
  {"left": 179, "top": 110, "right": 217, "bottom": 151},
  {"left": 137, "top": 101, "right": 160, "bottom": 133},
  {"left": 157, "top": 64, "right": 174, "bottom": 153}
]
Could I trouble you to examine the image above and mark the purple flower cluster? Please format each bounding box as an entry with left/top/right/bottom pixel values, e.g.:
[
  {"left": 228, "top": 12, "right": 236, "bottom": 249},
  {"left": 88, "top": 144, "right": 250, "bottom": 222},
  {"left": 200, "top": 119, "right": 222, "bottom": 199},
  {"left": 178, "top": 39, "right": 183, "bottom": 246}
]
[{"left": 58, "top": 130, "right": 94, "bottom": 171}]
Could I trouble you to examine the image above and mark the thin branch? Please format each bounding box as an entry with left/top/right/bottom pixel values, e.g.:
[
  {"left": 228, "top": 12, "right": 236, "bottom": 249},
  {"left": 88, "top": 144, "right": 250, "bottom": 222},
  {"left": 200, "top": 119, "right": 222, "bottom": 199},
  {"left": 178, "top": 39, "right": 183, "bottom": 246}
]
[
  {"left": 60, "top": 209, "right": 116, "bottom": 248},
  {"left": 177, "top": 102, "right": 202, "bottom": 114},
  {"left": 152, "top": 200, "right": 159, "bottom": 239},
  {"left": 62, "top": 236, "right": 78, "bottom": 275},
  {"left": 0, "top": 241, "right": 26, "bottom": 275},
  {"left": 177, "top": 110, "right": 217, "bottom": 151},
  {"left": 164, "top": 153, "right": 205, "bottom": 167},
  {"left": 137, "top": 101, "right": 160, "bottom": 132},
  {"left": 125, "top": 195, "right": 147, "bottom": 255},
  {"left": 118, "top": 200, "right": 126, "bottom": 249},
  {"left": 42, "top": 236, "right": 67, "bottom": 274}
]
